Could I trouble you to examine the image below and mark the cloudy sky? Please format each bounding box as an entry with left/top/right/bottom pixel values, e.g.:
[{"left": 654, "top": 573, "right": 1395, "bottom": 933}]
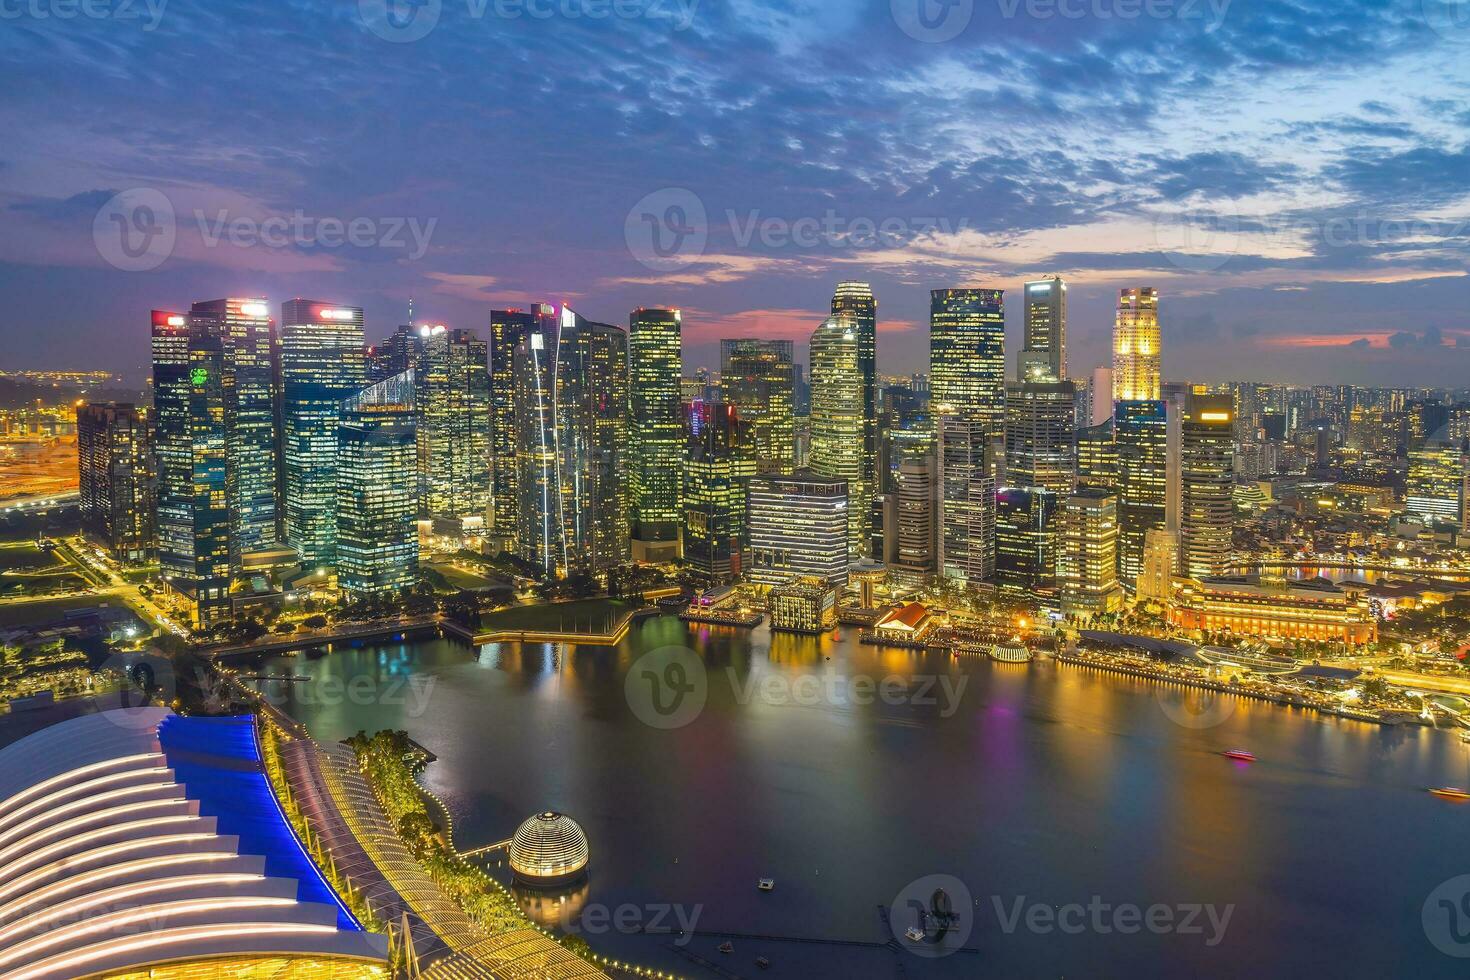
[{"left": 2, "top": 0, "right": 1468, "bottom": 386}]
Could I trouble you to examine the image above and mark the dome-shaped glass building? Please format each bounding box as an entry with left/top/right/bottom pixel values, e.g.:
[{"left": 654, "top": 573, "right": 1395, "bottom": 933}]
[{"left": 508, "top": 811, "right": 590, "bottom": 884}]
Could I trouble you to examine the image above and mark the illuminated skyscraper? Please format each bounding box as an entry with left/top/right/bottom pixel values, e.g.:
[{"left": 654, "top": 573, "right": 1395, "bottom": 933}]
[
  {"left": 1137, "top": 527, "right": 1179, "bottom": 601},
  {"left": 809, "top": 314, "right": 870, "bottom": 556},
  {"left": 883, "top": 454, "right": 937, "bottom": 582},
  {"left": 719, "top": 338, "right": 795, "bottom": 473},
  {"left": 489, "top": 309, "right": 536, "bottom": 546},
  {"left": 280, "top": 300, "right": 365, "bottom": 568},
  {"left": 930, "top": 288, "right": 1006, "bottom": 429},
  {"left": 1059, "top": 490, "right": 1124, "bottom": 621},
  {"left": 512, "top": 308, "right": 564, "bottom": 573},
  {"left": 189, "top": 298, "right": 279, "bottom": 562},
  {"left": 684, "top": 404, "right": 756, "bottom": 581},
  {"left": 629, "top": 308, "right": 684, "bottom": 561},
  {"left": 937, "top": 415, "right": 995, "bottom": 584},
  {"left": 748, "top": 472, "right": 850, "bottom": 586},
  {"left": 831, "top": 281, "right": 878, "bottom": 516},
  {"left": 1004, "top": 380, "right": 1077, "bottom": 497},
  {"left": 1406, "top": 428, "right": 1468, "bottom": 529},
  {"left": 1115, "top": 399, "right": 1169, "bottom": 586},
  {"left": 366, "top": 323, "right": 423, "bottom": 382},
  {"left": 995, "top": 488, "right": 1059, "bottom": 598},
  {"left": 416, "top": 326, "right": 490, "bottom": 525},
  {"left": 1077, "top": 419, "right": 1117, "bottom": 493},
  {"left": 337, "top": 372, "right": 418, "bottom": 596},
  {"left": 1021, "top": 276, "right": 1066, "bottom": 381},
  {"left": 151, "top": 310, "right": 230, "bottom": 626},
  {"left": 77, "top": 402, "right": 154, "bottom": 563},
  {"left": 1112, "top": 288, "right": 1160, "bottom": 403},
  {"left": 1180, "top": 393, "right": 1236, "bottom": 578}
]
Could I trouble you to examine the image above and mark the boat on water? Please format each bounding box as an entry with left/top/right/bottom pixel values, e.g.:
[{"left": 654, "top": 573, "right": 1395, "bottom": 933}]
[
  {"left": 905, "top": 926, "right": 927, "bottom": 942},
  {"left": 1430, "top": 787, "right": 1470, "bottom": 801},
  {"left": 1222, "top": 749, "right": 1256, "bottom": 762},
  {"left": 719, "top": 942, "right": 733, "bottom": 954},
  {"left": 757, "top": 878, "right": 775, "bottom": 892},
  {"left": 755, "top": 956, "right": 771, "bottom": 970}
]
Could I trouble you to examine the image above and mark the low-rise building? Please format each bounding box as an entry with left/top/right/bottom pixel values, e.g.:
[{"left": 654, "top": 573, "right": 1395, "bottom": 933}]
[
  {"left": 769, "top": 578, "right": 836, "bottom": 633},
  {"left": 1169, "top": 575, "right": 1377, "bottom": 646}
]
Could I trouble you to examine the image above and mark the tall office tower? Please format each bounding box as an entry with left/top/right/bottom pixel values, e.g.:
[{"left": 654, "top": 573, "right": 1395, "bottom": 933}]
[
  {"left": 995, "top": 488, "right": 1059, "bottom": 598},
  {"left": 280, "top": 301, "right": 365, "bottom": 568},
  {"left": 1112, "top": 288, "right": 1161, "bottom": 403},
  {"left": 747, "top": 472, "right": 850, "bottom": 587},
  {"left": 561, "top": 311, "right": 630, "bottom": 573},
  {"left": 1059, "top": 490, "right": 1124, "bottom": 621},
  {"left": 879, "top": 384, "right": 933, "bottom": 494},
  {"left": 1448, "top": 403, "right": 1470, "bottom": 444},
  {"left": 1406, "top": 428, "right": 1467, "bottom": 529},
  {"left": 415, "top": 326, "right": 490, "bottom": 525},
  {"left": 937, "top": 415, "right": 996, "bottom": 584},
  {"left": 337, "top": 372, "right": 419, "bottom": 596},
  {"left": 809, "top": 315, "right": 870, "bottom": 556},
  {"left": 366, "top": 324, "right": 424, "bottom": 382},
  {"left": 511, "top": 307, "right": 564, "bottom": 574},
  {"left": 831, "top": 281, "right": 879, "bottom": 513},
  {"left": 684, "top": 404, "right": 756, "bottom": 582},
  {"left": 189, "top": 298, "right": 279, "bottom": 562},
  {"left": 720, "top": 339, "right": 796, "bottom": 473},
  {"left": 883, "top": 454, "right": 937, "bottom": 581},
  {"left": 929, "top": 288, "right": 1006, "bottom": 429},
  {"left": 77, "top": 403, "right": 154, "bottom": 562},
  {"left": 1090, "top": 367, "right": 1115, "bottom": 425},
  {"left": 1004, "top": 380, "right": 1077, "bottom": 497},
  {"left": 1137, "top": 527, "right": 1179, "bottom": 601},
  {"left": 1407, "top": 400, "right": 1450, "bottom": 451},
  {"left": 1077, "top": 419, "right": 1117, "bottom": 493},
  {"left": 151, "top": 310, "right": 230, "bottom": 626},
  {"left": 628, "top": 308, "right": 684, "bottom": 561},
  {"left": 1180, "top": 393, "right": 1236, "bottom": 578},
  {"left": 1021, "top": 276, "right": 1067, "bottom": 381},
  {"left": 1115, "top": 400, "right": 1169, "bottom": 586},
  {"left": 488, "top": 309, "right": 536, "bottom": 546}
]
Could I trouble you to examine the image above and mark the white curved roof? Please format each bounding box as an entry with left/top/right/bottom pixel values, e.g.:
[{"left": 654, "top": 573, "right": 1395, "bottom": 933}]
[{"left": 0, "top": 708, "right": 388, "bottom": 980}]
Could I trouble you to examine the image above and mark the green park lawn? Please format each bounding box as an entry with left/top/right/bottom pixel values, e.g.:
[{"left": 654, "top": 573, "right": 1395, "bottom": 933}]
[{"left": 476, "top": 597, "right": 632, "bottom": 634}]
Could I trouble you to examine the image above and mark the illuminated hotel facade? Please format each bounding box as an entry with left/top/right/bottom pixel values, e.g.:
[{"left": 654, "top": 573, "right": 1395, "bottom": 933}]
[
  {"left": 1169, "top": 576, "right": 1378, "bottom": 646},
  {"left": 720, "top": 338, "right": 795, "bottom": 473},
  {"left": 336, "top": 372, "right": 419, "bottom": 596},
  {"left": 628, "top": 308, "right": 684, "bottom": 561},
  {"left": 808, "top": 314, "right": 870, "bottom": 556},
  {"left": 280, "top": 300, "right": 366, "bottom": 568},
  {"left": 1112, "top": 287, "right": 1160, "bottom": 403}
]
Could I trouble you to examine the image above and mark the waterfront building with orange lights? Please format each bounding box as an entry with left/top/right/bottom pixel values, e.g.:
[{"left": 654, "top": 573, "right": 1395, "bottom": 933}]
[{"left": 1168, "top": 575, "right": 1378, "bottom": 646}]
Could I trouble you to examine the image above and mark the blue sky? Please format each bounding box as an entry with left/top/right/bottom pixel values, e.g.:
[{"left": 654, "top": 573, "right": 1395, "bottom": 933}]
[{"left": 1, "top": 0, "right": 1468, "bottom": 385}]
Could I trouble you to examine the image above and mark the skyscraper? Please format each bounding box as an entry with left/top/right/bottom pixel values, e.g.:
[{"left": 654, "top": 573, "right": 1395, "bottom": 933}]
[
  {"left": 280, "top": 301, "right": 365, "bottom": 568},
  {"left": 1004, "top": 380, "right": 1077, "bottom": 497},
  {"left": 151, "top": 310, "right": 230, "bottom": 626},
  {"left": 1059, "top": 490, "right": 1124, "bottom": 621},
  {"left": 337, "top": 371, "right": 418, "bottom": 596},
  {"left": 1112, "top": 288, "right": 1161, "bottom": 403},
  {"left": 1021, "top": 276, "right": 1067, "bottom": 381},
  {"left": 831, "top": 281, "right": 878, "bottom": 521},
  {"left": 489, "top": 309, "right": 536, "bottom": 547},
  {"left": 808, "top": 314, "right": 870, "bottom": 556},
  {"left": 748, "top": 472, "right": 850, "bottom": 587},
  {"left": 416, "top": 326, "right": 491, "bottom": 525},
  {"left": 929, "top": 288, "right": 1006, "bottom": 429},
  {"left": 1115, "top": 399, "right": 1170, "bottom": 585},
  {"left": 561, "top": 310, "right": 630, "bottom": 573},
  {"left": 1076, "top": 419, "right": 1117, "bottom": 493},
  {"left": 883, "top": 454, "right": 937, "bottom": 582},
  {"left": 684, "top": 403, "right": 756, "bottom": 581},
  {"left": 366, "top": 323, "right": 424, "bottom": 382},
  {"left": 628, "top": 308, "right": 683, "bottom": 561},
  {"left": 995, "top": 488, "right": 1059, "bottom": 598},
  {"left": 719, "top": 338, "right": 795, "bottom": 473},
  {"left": 937, "top": 415, "right": 995, "bottom": 584},
  {"left": 1180, "top": 393, "right": 1236, "bottom": 579},
  {"left": 77, "top": 402, "right": 154, "bottom": 563},
  {"left": 189, "top": 298, "right": 279, "bottom": 562},
  {"left": 1406, "top": 428, "right": 1468, "bottom": 529}
]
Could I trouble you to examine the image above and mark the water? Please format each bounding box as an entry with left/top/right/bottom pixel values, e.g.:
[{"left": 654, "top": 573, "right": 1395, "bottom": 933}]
[{"left": 260, "top": 617, "right": 1470, "bottom": 978}]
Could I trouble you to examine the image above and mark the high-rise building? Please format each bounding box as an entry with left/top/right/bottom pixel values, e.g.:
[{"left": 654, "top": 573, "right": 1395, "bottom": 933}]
[
  {"left": 937, "top": 415, "right": 995, "bottom": 584},
  {"left": 1138, "top": 527, "right": 1179, "bottom": 601},
  {"left": 280, "top": 301, "right": 365, "bottom": 568},
  {"left": 489, "top": 309, "right": 536, "bottom": 546},
  {"left": 809, "top": 314, "right": 870, "bottom": 556},
  {"left": 1077, "top": 419, "right": 1117, "bottom": 494},
  {"left": 416, "top": 326, "right": 490, "bottom": 525},
  {"left": 1089, "top": 366, "right": 1115, "bottom": 425},
  {"left": 995, "top": 488, "right": 1059, "bottom": 598},
  {"left": 1115, "top": 399, "right": 1170, "bottom": 586},
  {"left": 337, "top": 371, "right": 418, "bottom": 596},
  {"left": 77, "top": 402, "right": 154, "bottom": 562},
  {"left": 1059, "top": 490, "right": 1124, "bottom": 621},
  {"left": 151, "top": 310, "right": 230, "bottom": 626},
  {"left": 1406, "top": 428, "right": 1467, "bottom": 529},
  {"left": 929, "top": 288, "right": 1006, "bottom": 429},
  {"left": 831, "top": 281, "right": 878, "bottom": 520},
  {"left": 628, "top": 308, "right": 684, "bottom": 561},
  {"left": 1021, "top": 276, "right": 1066, "bottom": 381},
  {"left": 1004, "top": 380, "right": 1077, "bottom": 497},
  {"left": 189, "top": 298, "right": 279, "bottom": 562},
  {"left": 719, "top": 339, "right": 795, "bottom": 473},
  {"left": 1180, "top": 393, "right": 1236, "bottom": 578},
  {"left": 1112, "top": 288, "right": 1160, "bottom": 403},
  {"left": 883, "top": 454, "right": 937, "bottom": 581},
  {"left": 684, "top": 403, "right": 756, "bottom": 582},
  {"left": 748, "top": 472, "right": 850, "bottom": 587},
  {"left": 366, "top": 323, "right": 424, "bottom": 382}
]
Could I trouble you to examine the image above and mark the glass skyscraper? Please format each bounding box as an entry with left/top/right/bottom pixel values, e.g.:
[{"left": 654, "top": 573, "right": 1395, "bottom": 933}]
[
  {"left": 489, "top": 308, "right": 537, "bottom": 546},
  {"left": 1115, "top": 399, "right": 1170, "bottom": 586},
  {"left": 416, "top": 326, "right": 491, "bottom": 524},
  {"left": 1180, "top": 393, "right": 1235, "bottom": 579},
  {"left": 684, "top": 403, "right": 756, "bottom": 581},
  {"left": 1021, "top": 276, "right": 1067, "bottom": 381},
  {"left": 995, "top": 487, "right": 1059, "bottom": 598},
  {"left": 719, "top": 338, "right": 795, "bottom": 473},
  {"left": 937, "top": 414, "right": 995, "bottom": 584},
  {"left": 628, "top": 308, "right": 684, "bottom": 561},
  {"left": 280, "top": 300, "right": 365, "bottom": 568},
  {"left": 1113, "top": 288, "right": 1161, "bottom": 403},
  {"left": 929, "top": 288, "right": 1006, "bottom": 428},
  {"left": 337, "top": 372, "right": 419, "bottom": 596},
  {"left": 831, "top": 281, "right": 878, "bottom": 518},
  {"left": 808, "top": 314, "right": 870, "bottom": 557},
  {"left": 77, "top": 402, "right": 154, "bottom": 563},
  {"left": 1059, "top": 489, "right": 1124, "bottom": 620},
  {"left": 1004, "top": 380, "right": 1077, "bottom": 497}
]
